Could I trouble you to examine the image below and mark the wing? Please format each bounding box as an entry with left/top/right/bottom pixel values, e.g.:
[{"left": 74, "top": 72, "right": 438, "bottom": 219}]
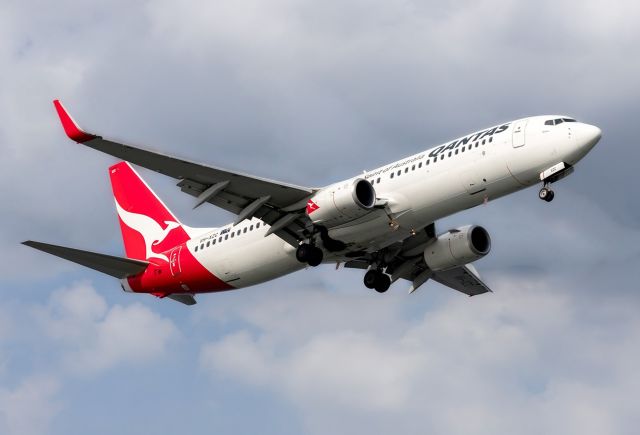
[
  {"left": 430, "top": 264, "right": 492, "bottom": 296},
  {"left": 53, "top": 100, "right": 315, "bottom": 246},
  {"left": 345, "top": 223, "right": 493, "bottom": 296}
]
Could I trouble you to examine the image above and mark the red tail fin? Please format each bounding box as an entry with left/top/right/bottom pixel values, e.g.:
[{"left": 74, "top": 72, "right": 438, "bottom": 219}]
[{"left": 109, "top": 162, "right": 190, "bottom": 261}]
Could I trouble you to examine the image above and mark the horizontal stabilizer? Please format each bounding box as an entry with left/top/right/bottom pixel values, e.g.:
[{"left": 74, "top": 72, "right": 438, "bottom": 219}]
[
  {"left": 167, "top": 294, "right": 197, "bottom": 305},
  {"left": 22, "top": 241, "right": 148, "bottom": 279}
]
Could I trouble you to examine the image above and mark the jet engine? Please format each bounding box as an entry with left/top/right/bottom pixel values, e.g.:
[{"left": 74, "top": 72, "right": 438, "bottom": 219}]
[
  {"left": 424, "top": 225, "right": 491, "bottom": 271},
  {"left": 307, "top": 178, "right": 376, "bottom": 227}
]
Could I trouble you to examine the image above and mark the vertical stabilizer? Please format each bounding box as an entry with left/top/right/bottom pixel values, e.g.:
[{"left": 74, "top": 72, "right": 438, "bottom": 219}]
[{"left": 109, "top": 162, "right": 190, "bottom": 262}]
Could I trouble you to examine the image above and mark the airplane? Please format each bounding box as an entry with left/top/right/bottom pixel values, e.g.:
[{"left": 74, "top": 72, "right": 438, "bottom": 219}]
[{"left": 23, "top": 100, "right": 602, "bottom": 305}]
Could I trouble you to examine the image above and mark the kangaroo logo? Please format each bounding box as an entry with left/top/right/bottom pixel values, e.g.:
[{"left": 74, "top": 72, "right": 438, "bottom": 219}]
[{"left": 115, "top": 201, "right": 180, "bottom": 262}]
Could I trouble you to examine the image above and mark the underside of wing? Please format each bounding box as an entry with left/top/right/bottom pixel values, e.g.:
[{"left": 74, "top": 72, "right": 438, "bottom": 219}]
[
  {"left": 431, "top": 264, "right": 492, "bottom": 296},
  {"left": 344, "top": 223, "right": 493, "bottom": 296}
]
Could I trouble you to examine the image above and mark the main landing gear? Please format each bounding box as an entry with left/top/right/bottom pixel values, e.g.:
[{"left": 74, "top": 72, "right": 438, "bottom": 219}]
[
  {"left": 296, "top": 243, "right": 323, "bottom": 267},
  {"left": 539, "top": 183, "right": 555, "bottom": 202},
  {"left": 363, "top": 269, "right": 391, "bottom": 293}
]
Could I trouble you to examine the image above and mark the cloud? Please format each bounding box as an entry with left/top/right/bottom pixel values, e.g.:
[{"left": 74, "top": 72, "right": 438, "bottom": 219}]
[
  {"left": 35, "top": 282, "right": 179, "bottom": 375},
  {"left": 0, "top": 376, "right": 61, "bottom": 435},
  {"left": 198, "top": 277, "right": 640, "bottom": 435}
]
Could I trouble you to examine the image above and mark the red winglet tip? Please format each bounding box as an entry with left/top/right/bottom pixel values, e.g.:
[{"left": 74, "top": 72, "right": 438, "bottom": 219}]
[{"left": 53, "top": 99, "right": 97, "bottom": 143}]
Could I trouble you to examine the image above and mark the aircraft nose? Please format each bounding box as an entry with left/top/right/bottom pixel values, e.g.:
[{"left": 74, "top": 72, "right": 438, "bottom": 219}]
[{"left": 580, "top": 123, "right": 602, "bottom": 149}]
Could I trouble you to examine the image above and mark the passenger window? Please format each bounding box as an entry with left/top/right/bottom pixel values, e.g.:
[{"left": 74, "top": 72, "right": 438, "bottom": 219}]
[
  {"left": 404, "top": 168, "right": 408, "bottom": 173},
  {"left": 376, "top": 177, "right": 380, "bottom": 183},
  {"left": 455, "top": 149, "right": 458, "bottom": 155},
  {"left": 206, "top": 241, "right": 210, "bottom": 248},
  {"left": 426, "top": 159, "right": 430, "bottom": 165},
  {"left": 411, "top": 165, "right": 415, "bottom": 171},
  {"left": 200, "top": 244, "right": 204, "bottom": 250},
  {"left": 218, "top": 237, "right": 222, "bottom": 243},
  {"left": 195, "top": 245, "right": 198, "bottom": 252},
  {"left": 418, "top": 162, "right": 422, "bottom": 169},
  {"left": 462, "top": 147, "right": 465, "bottom": 152},
  {"left": 397, "top": 170, "right": 401, "bottom": 176},
  {"left": 440, "top": 155, "right": 444, "bottom": 160},
  {"left": 231, "top": 233, "right": 235, "bottom": 238},
  {"left": 243, "top": 227, "right": 247, "bottom": 233},
  {"left": 482, "top": 139, "right": 486, "bottom": 145},
  {"left": 225, "top": 235, "right": 229, "bottom": 240},
  {"left": 256, "top": 223, "right": 260, "bottom": 228},
  {"left": 390, "top": 173, "right": 394, "bottom": 179},
  {"left": 489, "top": 137, "right": 493, "bottom": 143},
  {"left": 475, "top": 143, "right": 479, "bottom": 148},
  {"left": 212, "top": 239, "right": 216, "bottom": 245},
  {"left": 448, "top": 152, "right": 451, "bottom": 157}
]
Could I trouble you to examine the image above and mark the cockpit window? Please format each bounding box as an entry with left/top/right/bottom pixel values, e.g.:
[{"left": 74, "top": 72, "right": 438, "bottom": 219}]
[{"left": 545, "top": 118, "right": 577, "bottom": 126}]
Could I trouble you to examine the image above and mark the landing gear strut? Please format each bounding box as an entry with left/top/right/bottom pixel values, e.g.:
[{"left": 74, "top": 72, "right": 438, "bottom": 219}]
[
  {"left": 363, "top": 269, "right": 391, "bottom": 293},
  {"left": 539, "top": 184, "right": 555, "bottom": 202},
  {"left": 296, "top": 243, "right": 323, "bottom": 267}
]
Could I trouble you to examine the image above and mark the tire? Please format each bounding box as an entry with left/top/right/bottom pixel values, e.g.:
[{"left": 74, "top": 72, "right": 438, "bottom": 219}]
[
  {"left": 296, "top": 244, "right": 311, "bottom": 263},
  {"left": 539, "top": 187, "right": 549, "bottom": 200},
  {"left": 545, "top": 190, "right": 555, "bottom": 202},
  {"left": 374, "top": 274, "right": 391, "bottom": 293},
  {"left": 364, "top": 270, "right": 378, "bottom": 289},
  {"left": 307, "top": 247, "right": 323, "bottom": 267}
]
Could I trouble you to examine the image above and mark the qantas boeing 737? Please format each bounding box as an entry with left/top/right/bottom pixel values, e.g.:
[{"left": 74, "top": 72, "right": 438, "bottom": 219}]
[{"left": 23, "top": 100, "right": 602, "bottom": 305}]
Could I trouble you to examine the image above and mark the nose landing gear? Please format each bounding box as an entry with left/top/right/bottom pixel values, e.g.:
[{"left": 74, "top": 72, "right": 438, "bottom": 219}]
[{"left": 539, "top": 184, "right": 555, "bottom": 202}]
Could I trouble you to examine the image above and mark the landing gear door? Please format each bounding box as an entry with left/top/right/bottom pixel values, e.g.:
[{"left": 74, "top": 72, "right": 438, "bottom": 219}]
[
  {"left": 169, "top": 246, "right": 182, "bottom": 277},
  {"left": 512, "top": 120, "right": 527, "bottom": 148}
]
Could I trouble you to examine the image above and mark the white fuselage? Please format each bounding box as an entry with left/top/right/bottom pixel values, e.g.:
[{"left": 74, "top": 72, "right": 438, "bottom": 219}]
[{"left": 188, "top": 115, "right": 601, "bottom": 289}]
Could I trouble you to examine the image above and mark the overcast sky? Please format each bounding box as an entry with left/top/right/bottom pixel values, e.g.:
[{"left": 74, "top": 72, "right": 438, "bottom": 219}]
[{"left": 2, "top": 1, "right": 640, "bottom": 434}]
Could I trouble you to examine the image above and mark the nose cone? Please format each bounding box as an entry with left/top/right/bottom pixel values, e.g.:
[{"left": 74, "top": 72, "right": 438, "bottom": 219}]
[{"left": 580, "top": 123, "right": 602, "bottom": 151}]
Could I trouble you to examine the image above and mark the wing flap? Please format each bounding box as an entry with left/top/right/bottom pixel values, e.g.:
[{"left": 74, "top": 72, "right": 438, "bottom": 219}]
[{"left": 23, "top": 241, "right": 148, "bottom": 279}]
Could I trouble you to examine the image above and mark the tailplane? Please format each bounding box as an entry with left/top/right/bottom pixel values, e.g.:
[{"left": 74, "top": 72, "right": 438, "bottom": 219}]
[
  {"left": 22, "top": 241, "right": 148, "bottom": 278},
  {"left": 109, "top": 162, "right": 191, "bottom": 262}
]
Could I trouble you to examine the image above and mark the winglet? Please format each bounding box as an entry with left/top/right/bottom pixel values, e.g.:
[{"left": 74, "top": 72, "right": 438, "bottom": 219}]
[{"left": 53, "top": 100, "right": 98, "bottom": 143}]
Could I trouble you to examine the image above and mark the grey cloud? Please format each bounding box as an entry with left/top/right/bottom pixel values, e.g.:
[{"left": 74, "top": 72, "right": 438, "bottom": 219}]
[{"left": 197, "top": 277, "right": 640, "bottom": 435}]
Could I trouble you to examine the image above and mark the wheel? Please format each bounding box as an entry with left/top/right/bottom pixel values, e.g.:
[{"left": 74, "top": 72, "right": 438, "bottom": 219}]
[
  {"left": 363, "top": 270, "right": 378, "bottom": 289},
  {"left": 374, "top": 274, "right": 391, "bottom": 293},
  {"left": 307, "top": 246, "right": 323, "bottom": 267},
  {"left": 545, "top": 190, "right": 555, "bottom": 202},
  {"left": 539, "top": 187, "right": 550, "bottom": 201},
  {"left": 296, "top": 244, "right": 311, "bottom": 263}
]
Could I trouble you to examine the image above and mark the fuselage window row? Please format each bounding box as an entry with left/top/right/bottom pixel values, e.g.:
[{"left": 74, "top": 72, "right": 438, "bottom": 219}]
[
  {"left": 381, "top": 133, "right": 498, "bottom": 182},
  {"left": 195, "top": 221, "right": 264, "bottom": 252}
]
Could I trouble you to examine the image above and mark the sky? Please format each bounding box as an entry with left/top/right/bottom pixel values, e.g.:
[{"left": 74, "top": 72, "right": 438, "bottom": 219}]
[{"left": 1, "top": 0, "right": 640, "bottom": 434}]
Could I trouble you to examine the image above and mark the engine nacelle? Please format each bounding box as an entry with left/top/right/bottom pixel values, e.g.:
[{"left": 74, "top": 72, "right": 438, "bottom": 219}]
[
  {"left": 307, "top": 178, "right": 376, "bottom": 227},
  {"left": 424, "top": 225, "right": 491, "bottom": 271}
]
